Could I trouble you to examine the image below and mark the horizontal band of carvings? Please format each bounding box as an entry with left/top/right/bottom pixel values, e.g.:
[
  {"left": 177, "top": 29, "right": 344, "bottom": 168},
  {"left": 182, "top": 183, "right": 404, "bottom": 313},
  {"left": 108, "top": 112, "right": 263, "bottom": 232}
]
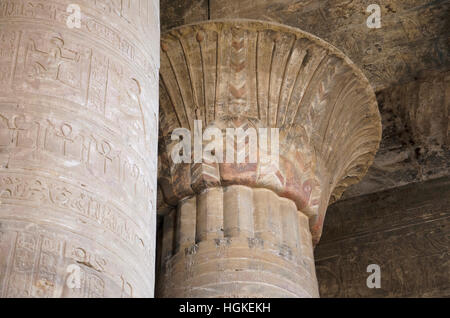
[
  {"left": 0, "top": 171, "right": 152, "bottom": 260},
  {"left": 0, "top": 108, "right": 155, "bottom": 209},
  {"left": 0, "top": 26, "right": 158, "bottom": 134},
  {"left": 0, "top": 99, "right": 158, "bottom": 162},
  {"left": 0, "top": 224, "right": 148, "bottom": 297},
  {"left": 0, "top": 0, "right": 159, "bottom": 72},
  {"left": 0, "top": 0, "right": 158, "bottom": 29},
  {"left": 158, "top": 20, "right": 382, "bottom": 242},
  {"left": 0, "top": 101, "right": 157, "bottom": 168}
]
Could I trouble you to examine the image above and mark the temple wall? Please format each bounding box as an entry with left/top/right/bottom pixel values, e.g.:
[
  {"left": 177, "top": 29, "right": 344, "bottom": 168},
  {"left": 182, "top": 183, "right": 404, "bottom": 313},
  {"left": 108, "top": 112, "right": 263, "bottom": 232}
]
[{"left": 316, "top": 177, "right": 450, "bottom": 297}]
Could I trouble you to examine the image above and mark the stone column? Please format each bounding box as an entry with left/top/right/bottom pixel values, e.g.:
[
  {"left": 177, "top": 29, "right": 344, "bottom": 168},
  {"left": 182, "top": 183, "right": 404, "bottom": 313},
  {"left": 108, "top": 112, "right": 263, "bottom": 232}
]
[
  {"left": 157, "top": 20, "right": 382, "bottom": 297},
  {"left": 0, "top": 1, "right": 159, "bottom": 297},
  {"left": 158, "top": 185, "right": 317, "bottom": 297}
]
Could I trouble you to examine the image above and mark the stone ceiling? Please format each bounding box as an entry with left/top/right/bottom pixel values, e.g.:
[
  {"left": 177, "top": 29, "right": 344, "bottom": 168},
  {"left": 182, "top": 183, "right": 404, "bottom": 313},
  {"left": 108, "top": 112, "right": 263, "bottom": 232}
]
[{"left": 160, "top": 0, "right": 450, "bottom": 198}]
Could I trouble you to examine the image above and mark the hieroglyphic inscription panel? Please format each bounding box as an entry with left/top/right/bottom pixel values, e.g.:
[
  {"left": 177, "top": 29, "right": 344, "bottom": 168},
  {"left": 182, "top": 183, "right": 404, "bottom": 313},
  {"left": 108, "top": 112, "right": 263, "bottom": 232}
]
[{"left": 0, "top": 0, "right": 160, "bottom": 297}]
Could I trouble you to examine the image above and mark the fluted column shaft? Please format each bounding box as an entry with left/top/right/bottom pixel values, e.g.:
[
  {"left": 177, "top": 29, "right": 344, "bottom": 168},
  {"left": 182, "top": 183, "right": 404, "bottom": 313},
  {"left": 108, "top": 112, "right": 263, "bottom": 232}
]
[
  {"left": 157, "top": 185, "right": 318, "bottom": 298},
  {"left": 0, "top": 0, "right": 159, "bottom": 297}
]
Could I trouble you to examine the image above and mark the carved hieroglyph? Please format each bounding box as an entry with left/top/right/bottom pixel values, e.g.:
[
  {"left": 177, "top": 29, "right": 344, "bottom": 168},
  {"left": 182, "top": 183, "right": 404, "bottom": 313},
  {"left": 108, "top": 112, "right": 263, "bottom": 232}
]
[
  {"left": 157, "top": 20, "right": 381, "bottom": 297},
  {"left": 0, "top": 0, "right": 160, "bottom": 297}
]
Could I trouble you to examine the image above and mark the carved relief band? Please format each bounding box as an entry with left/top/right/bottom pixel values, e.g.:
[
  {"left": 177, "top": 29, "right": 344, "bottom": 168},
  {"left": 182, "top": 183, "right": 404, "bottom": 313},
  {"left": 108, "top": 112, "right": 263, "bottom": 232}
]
[{"left": 0, "top": 0, "right": 160, "bottom": 297}]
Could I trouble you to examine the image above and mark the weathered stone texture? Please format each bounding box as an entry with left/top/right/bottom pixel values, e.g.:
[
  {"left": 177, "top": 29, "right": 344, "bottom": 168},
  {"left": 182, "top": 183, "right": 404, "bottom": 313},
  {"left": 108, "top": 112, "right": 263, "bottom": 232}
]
[
  {"left": 159, "top": 0, "right": 450, "bottom": 198},
  {"left": 157, "top": 20, "right": 381, "bottom": 297},
  {"left": 158, "top": 20, "right": 381, "bottom": 243},
  {"left": 315, "top": 177, "right": 450, "bottom": 297},
  {"left": 157, "top": 186, "right": 319, "bottom": 298},
  {"left": 210, "top": 0, "right": 450, "bottom": 92},
  {"left": 161, "top": 0, "right": 450, "bottom": 91},
  {"left": 0, "top": 0, "right": 160, "bottom": 297},
  {"left": 344, "top": 70, "right": 450, "bottom": 198},
  {"left": 161, "top": 0, "right": 208, "bottom": 32}
]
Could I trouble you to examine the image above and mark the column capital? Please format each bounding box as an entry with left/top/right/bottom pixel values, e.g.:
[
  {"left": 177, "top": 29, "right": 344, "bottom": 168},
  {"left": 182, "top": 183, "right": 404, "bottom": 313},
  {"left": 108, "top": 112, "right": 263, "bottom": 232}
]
[{"left": 158, "top": 19, "right": 381, "bottom": 243}]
